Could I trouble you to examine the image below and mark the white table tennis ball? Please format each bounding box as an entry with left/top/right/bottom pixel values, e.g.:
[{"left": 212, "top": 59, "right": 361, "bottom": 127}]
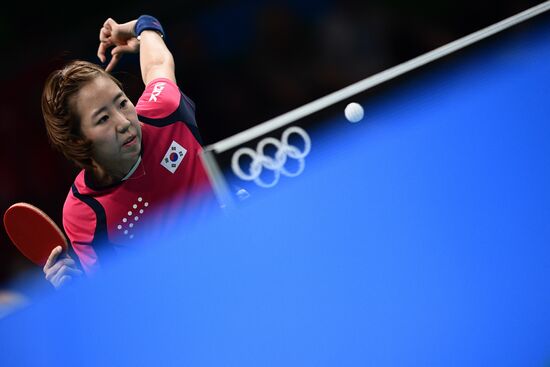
[{"left": 344, "top": 102, "right": 364, "bottom": 123}]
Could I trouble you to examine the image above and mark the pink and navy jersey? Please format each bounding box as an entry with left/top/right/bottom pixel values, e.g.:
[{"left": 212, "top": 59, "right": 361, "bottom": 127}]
[{"left": 63, "top": 78, "right": 218, "bottom": 275}]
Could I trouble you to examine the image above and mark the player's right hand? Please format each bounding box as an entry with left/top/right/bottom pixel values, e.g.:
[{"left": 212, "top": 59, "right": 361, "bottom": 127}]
[{"left": 43, "top": 246, "right": 83, "bottom": 290}]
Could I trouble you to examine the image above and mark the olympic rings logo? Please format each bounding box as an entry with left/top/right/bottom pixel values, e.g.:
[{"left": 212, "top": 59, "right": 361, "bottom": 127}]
[{"left": 231, "top": 126, "right": 311, "bottom": 188}]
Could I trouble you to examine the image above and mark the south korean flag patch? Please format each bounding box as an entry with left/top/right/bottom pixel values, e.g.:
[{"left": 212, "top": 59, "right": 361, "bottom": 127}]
[{"left": 161, "top": 140, "right": 187, "bottom": 173}]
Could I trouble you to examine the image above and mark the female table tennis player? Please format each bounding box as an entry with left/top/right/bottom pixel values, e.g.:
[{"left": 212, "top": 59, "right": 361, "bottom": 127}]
[{"left": 41, "top": 15, "right": 218, "bottom": 288}]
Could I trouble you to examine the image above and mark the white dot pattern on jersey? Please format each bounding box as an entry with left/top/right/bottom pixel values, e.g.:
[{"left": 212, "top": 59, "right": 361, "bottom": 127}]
[{"left": 116, "top": 197, "right": 149, "bottom": 240}]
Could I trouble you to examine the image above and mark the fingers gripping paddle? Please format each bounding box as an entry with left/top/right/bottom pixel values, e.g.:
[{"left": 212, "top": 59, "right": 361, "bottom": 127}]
[{"left": 3, "top": 202, "right": 68, "bottom": 266}]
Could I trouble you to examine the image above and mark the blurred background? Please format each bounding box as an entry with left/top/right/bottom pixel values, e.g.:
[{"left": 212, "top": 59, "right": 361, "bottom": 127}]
[{"left": 0, "top": 0, "right": 544, "bottom": 299}]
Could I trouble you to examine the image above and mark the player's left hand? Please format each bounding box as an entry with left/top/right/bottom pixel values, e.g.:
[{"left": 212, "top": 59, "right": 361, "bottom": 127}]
[{"left": 97, "top": 18, "right": 140, "bottom": 72}]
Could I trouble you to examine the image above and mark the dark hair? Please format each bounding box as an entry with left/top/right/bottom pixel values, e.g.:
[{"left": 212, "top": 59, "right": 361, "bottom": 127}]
[{"left": 41, "top": 60, "right": 123, "bottom": 169}]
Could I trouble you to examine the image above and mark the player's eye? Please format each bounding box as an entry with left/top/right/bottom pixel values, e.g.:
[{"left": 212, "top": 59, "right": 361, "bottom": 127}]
[
  {"left": 120, "top": 99, "right": 129, "bottom": 109},
  {"left": 96, "top": 115, "right": 109, "bottom": 125}
]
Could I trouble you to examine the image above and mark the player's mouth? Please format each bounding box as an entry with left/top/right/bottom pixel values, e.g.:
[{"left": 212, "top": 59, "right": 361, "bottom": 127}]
[{"left": 122, "top": 135, "right": 137, "bottom": 147}]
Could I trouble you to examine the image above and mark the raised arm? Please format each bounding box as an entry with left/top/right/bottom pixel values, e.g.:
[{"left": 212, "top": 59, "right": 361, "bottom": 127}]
[
  {"left": 97, "top": 15, "right": 176, "bottom": 85},
  {"left": 138, "top": 21, "right": 176, "bottom": 85}
]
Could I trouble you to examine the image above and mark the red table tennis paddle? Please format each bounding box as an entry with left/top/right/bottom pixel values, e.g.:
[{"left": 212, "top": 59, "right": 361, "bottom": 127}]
[{"left": 3, "top": 202, "right": 68, "bottom": 266}]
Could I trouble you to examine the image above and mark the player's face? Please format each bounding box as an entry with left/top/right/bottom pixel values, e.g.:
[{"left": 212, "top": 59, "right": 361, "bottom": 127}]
[{"left": 74, "top": 76, "right": 142, "bottom": 178}]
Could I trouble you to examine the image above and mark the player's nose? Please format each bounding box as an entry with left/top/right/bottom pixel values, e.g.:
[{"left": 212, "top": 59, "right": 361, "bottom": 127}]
[{"left": 114, "top": 113, "right": 131, "bottom": 133}]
